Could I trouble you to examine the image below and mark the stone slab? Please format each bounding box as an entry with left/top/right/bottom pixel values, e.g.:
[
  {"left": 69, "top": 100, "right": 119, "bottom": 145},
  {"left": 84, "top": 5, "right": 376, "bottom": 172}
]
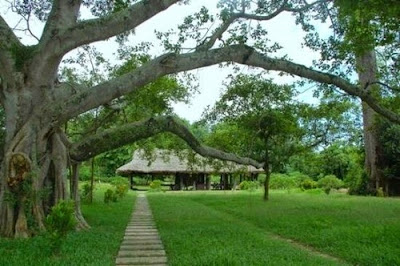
[
  {"left": 116, "top": 256, "right": 167, "bottom": 265},
  {"left": 119, "top": 244, "right": 164, "bottom": 251},
  {"left": 118, "top": 250, "right": 166, "bottom": 257},
  {"left": 122, "top": 239, "right": 162, "bottom": 245}
]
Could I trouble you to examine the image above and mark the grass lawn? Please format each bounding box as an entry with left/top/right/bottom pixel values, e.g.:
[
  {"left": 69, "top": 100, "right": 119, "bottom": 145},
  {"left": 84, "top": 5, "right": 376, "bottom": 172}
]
[
  {"left": 148, "top": 190, "right": 400, "bottom": 266},
  {"left": 0, "top": 183, "right": 135, "bottom": 266}
]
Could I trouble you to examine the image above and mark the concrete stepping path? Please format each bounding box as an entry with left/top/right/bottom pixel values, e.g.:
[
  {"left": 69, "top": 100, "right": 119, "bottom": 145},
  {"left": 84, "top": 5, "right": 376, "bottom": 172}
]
[{"left": 116, "top": 193, "right": 167, "bottom": 266}]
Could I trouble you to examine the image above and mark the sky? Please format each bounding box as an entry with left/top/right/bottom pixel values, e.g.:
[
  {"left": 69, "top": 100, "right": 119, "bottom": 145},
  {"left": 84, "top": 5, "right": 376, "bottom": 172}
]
[{"left": 0, "top": 1, "right": 330, "bottom": 122}]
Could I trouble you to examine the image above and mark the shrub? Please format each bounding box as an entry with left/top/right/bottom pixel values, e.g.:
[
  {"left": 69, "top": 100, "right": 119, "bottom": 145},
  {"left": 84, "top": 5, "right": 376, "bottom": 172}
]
[
  {"left": 104, "top": 189, "right": 118, "bottom": 203},
  {"left": 115, "top": 184, "right": 129, "bottom": 198},
  {"left": 239, "top": 181, "right": 259, "bottom": 191},
  {"left": 288, "top": 171, "right": 310, "bottom": 183},
  {"left": 269, "top": 174, "right": 297, "bottom": 190},
  {"left": 45, "top": 200, "right": 77, "bottom": 253},
  {"left": 80, "top": 182, "right": 92, "bottom": 202},
  {"left": 110, "top": 177, "right": 129, "bottom": 198},
  {"left": 376, "top": 187, "right": 385, "bottom": 197},
  {"left": 299, "top": 178, "right": 317, "bottom": 190},
  {"left": 149, "top": 179, "right": 163, "bottom": 191},
  {"left": 347, "top": 171, "right": 371, "bottom": 195},
  {"left": 317, "top": 175, "right": 345, "bottom": 194}
]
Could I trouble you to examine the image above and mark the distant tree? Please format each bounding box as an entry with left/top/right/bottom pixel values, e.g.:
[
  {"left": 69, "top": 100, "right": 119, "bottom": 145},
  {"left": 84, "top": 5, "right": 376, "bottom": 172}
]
[{"left": 205, "top": 74, "right": 308, "bottom": 200}]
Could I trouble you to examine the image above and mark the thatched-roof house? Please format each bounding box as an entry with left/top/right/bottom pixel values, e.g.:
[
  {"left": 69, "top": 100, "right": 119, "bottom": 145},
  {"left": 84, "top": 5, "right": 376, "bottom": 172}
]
[{"left": 117, "top": 149, "right": 263, "bottom": 190}]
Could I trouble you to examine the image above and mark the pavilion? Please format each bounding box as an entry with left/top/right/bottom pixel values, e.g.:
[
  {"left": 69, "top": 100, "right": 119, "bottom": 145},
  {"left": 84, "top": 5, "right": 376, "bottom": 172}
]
[{"left": 116, "top": 149, "right": 263, "bottom": 190}]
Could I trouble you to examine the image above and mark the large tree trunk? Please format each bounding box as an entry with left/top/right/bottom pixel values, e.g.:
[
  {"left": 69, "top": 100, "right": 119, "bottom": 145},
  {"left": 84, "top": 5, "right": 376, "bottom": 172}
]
[
  {"left": 356, "top": 50, "right": 383, "bottom": 194},
  {"left": 0, "top": 130, "right": 69, "bottom": 237},
  {"left": 0, "top": 84, "right": 71, "bottom": 237}
]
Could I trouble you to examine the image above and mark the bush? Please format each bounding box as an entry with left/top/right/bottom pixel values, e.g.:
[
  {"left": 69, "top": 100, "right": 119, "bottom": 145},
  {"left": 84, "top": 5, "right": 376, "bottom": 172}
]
[
  {"left": 269, "top": 174, "right": 298, "bottom": 190},
  {"left": 317, "top": 175, "right": 345, "bottom": 194},
  {"left": 299, "top": 178, "right": 317, "bottom": 190},
  {"left": 239, "top": 181, "right": 259, "bottom": 191},
  {"left": 347, "top": 171, "right": 371, "bottom": 195},
  {"left": 104, "top": 189, "right": 118, "bottom": 203},
  {"left": 149, "top": 179, "right": 163, "bottom": 191},
  {"left": 115, "top": 184, "right": 129, "bottom": 198},
  {"left": 45, "top": 200, "right": 77, "bottom": 253},
  {"left": 80, "top": 182, "right": 92, "bottom": 202},
  {"left": 110, "top": 177, "right": 129, "bottom": 198}
]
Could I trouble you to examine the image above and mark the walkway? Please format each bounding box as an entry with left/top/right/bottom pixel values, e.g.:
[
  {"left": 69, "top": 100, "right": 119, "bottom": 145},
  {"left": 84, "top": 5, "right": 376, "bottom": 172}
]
[{"left": 116, "top": 193, "right": 167, "bottom": 266}]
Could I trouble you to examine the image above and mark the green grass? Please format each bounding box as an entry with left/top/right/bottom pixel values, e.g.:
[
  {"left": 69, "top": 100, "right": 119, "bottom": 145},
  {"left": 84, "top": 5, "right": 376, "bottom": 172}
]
[
  {"left": 0, "top": 184, "right": 135, "bottom": 266},
  {"left": 148, "top": 190, "right": 400, "bottom": 266}
]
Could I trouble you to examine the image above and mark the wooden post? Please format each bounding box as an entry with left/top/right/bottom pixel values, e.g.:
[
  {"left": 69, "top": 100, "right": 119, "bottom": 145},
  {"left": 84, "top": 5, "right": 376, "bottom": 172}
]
[
  {"left": 130, "top": 175, "right": 133, "bottom": 190},
  {"left": 206, "top": 175, "right": 211, "bottom": 190},
  {"left": 192, "top": 174, "right": 196, "bottom": 190},
  {"left": 224, "top": 174, "right": 229, "bottom": 190},
  {"left": 180, "top": 174, "right": 184, "bottom": 190}
]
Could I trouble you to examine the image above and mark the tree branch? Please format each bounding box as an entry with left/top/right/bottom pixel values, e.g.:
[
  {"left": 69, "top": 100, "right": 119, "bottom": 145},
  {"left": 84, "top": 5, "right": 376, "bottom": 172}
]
[
  {"left": 196, "top": 0, "right": 330, "bottom": 51},
  {"left": 56, "top": 0, "right": 179, "bottom": 57},
  {"left": 27, "top": 0, "right": 178, "bottom": 86},
  {"left": 69, "top": 116, "right": 264, "bottom": 168},
  {"left": 54, "top": 44, "right": 400, "bottom": 125},
  {"left": 40, "top": 0, "right": 82, "bottom": 42},
  {"left": 0, "top": 15, "right": 21, "bottom": 83},
  {"left": 196, "top": 16, "right": 236, "bottom": 51}
]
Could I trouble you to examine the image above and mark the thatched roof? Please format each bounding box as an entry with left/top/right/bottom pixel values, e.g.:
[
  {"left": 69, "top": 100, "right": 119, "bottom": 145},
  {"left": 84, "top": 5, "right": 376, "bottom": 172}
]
[{"left": 116, "top": 149, "right": 263, "bottom": 176}]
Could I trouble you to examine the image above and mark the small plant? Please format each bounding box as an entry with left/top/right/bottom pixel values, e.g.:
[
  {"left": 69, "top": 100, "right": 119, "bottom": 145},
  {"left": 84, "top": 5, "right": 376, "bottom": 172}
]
[
  {"left": 104, "top": 189, "right": 118, "bottom": 203},
  {"left": 149, "top": 179, "right": 163, "bottom": 191},
  {"left": 239, "top": 181, "right": 259, "bottom": 191},
  {"left": 269, "top": 173, "right": 297, "bottom": 190},
  {"left": 45, "top": 200, "right": 77, "bottom": 254},
  {"left": 80, "top": 182, "right": 92, "bottom": 202},
  {"left": 317, "top": 175, "right": 344, "bottom": 194},
  {"left": 376, "top": 187, "right": 385, "bottom": 197},
  {"left": 110, "top": 177, "right": 129, "bottom": 198},
  {"left": 299, "top": 178, "right": 317, "bottom": 190},
  {"left": 115, "top": 184, "right": 129, "bottom": 198}
]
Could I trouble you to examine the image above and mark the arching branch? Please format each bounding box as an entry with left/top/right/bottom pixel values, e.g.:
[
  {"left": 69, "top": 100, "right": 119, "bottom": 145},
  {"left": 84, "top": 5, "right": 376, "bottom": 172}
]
[
  {"left": 55, "top": 45, "right": 400, "bottom": 126},
  {"left": 69, "top": 116, "right": 264, "bottom": 168}
]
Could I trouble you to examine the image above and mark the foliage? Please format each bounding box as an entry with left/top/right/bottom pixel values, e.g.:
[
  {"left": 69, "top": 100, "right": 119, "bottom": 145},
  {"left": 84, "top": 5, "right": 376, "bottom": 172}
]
[
  {"left": 110, "top": 177, "right": 130, "bottom": 198},
  {"left": 204, "top": 74, "right": 301, "bottom": 164},
  {"left": 80, "top": 182, "right": 92, "bottom": 202},
  {"left": 269, "top": 173, "right": 298, "bottom": 190},
  {"left": 335, "top": 0, "right": 400, "bottom": 55},
  {"left": 317, "top": 175, "right": 345, "bottom": 194},
  {"left": 104, "top": 189, "right": 118, "bottom": 203},
  {"left": 238, "top": 181, "right": 259, "bottom": 191},
  {"left": 289, "top": 144, "right": 363, "bottom": 184},
  {"left": 149, "top": 179, "right": 163, "bottom": 191},
  {"left": 45, "top": 200, "right": 77, "bottom": 253},
  {"left": 299, "top": 178, "right": 318, "bottom": 190}
]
